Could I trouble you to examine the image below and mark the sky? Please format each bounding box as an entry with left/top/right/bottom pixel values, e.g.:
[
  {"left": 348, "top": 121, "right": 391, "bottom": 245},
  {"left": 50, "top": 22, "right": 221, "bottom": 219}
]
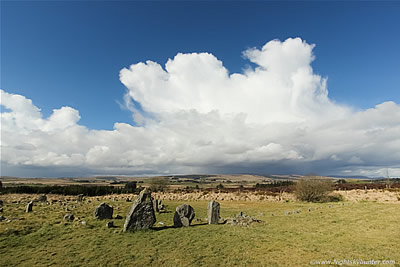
[{"left": 1, "top": 1, "right": 400, "bottom": 178}]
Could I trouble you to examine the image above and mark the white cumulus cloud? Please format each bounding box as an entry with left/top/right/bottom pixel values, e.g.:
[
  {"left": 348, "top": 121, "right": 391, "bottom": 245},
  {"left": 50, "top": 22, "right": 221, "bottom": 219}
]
[{"left": 1, "top": 37, "right": 400, "bottom": 177}]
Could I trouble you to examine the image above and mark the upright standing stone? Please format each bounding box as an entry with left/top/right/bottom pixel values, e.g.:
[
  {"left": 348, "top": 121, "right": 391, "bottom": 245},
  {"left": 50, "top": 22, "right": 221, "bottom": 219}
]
[
  {"left": 158, "top": 200, "right": 165, "bottom": 211},
  {"left": 94, "top": 203, "right": 113, "bottom": 219},
  {"left": 207, "top": 200, "right": 220, "bottom": 224},
  {"left": 123, "top": 188, "right": 156, "bottom": 232},
  {"left": 153, "top": 199, "right": 160, "bottom": 213},
  {"left": 77, "top": 194, "right": 84, "bottom": 202},
  {"left": 173, "top": 204, "right": 195, "bottom": 227},
  {"left": 26, "top": 201, "right": 33, "bottom": 213},
  {"left": 38, "top": 195, "right": 47, "bottom": 202}
]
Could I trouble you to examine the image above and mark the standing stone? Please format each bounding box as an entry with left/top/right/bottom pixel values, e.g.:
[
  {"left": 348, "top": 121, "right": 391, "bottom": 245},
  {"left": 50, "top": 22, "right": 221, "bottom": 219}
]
[
  {"left": 26, "top": 201, "right": 33, "bottom": 213},
  {"left": 77, "top": 194, "right": 84, "bottom": 202},
  {"left": 123, "top": 188, "right": 156, "bottom": 232},
  {"left": 158, "top": 200, "right": 165, "bottom": 211},
  {"left": 94, "top": 203, "right": 113, "bottom": 219},
  {"left": 153, "top": 199, "right": 160, "bottom": 213},
  {"left": 173, "top": 204, "right": 195, "bottom": 227},
  {"left": 38, "top": 195, "right": 47, "bottom": 202},
  {"left": 207, "top": 200, "right": 220, "bottom": 224}
]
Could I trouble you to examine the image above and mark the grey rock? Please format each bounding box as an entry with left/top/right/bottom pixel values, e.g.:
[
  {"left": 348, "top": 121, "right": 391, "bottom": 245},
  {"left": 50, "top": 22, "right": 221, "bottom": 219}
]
[
  {"left": 38, "top": 195, "right": 47, "bottom": 202},
  {"left": 94, "top": 203, "right": 113, "bottom": 219},
  {"left": 26, "top": 201, "right": 33, "bottom": 213},
  {"left": 308, "top": 207, "right": 312, "bottom": 212},
  {"left": 77, "top": 194, "right": 84, "bottom": 202},
  {"left": 0, "top": 208, "right": 3, "bottom": 213},
  {"left": 81, "top": 221, "right": 87, "bottom": 225},
  {"left": 153, "top": 199, "right": 160, "bottom": 213},
  {"left": 64, "top": 214, "right": 75, "bottom": 221},
  {"left": 106, "top": 221, "right": 114, "bottom": 228},
  {"left": 173, "top": 204, "right": 195, "bottom": 227},
  {"left": 0, "top": 200, "right": 3, "bottom": 206},
  {"left": 0, "top": 215, "right": 6, "bottom": 221},
  {"left": 123, "top": 188, "right": 156, "bottom": 232},
  {"left": 158, "top": 200, "right": 165, "bottom": 211},
  {"left": 227, "top": 212, "right": 262, "bottom": 226},
  {"left": 115, "top": 214, "right": 123, "bottom": 219},
  {"left": 207, "top": 200, "right": 220, "bottom": 224}
]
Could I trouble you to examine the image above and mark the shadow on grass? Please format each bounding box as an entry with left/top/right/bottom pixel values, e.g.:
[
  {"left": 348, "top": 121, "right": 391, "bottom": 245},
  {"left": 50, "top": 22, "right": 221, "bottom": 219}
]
[{"left": 150, "top": 222, "right": 210, "bottom": 231}]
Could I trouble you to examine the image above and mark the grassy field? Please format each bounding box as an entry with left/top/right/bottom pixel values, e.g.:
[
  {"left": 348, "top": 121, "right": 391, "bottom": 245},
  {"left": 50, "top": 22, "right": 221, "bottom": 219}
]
[{"left": 1, "top": 196, "right": 399, "bottom": 266}]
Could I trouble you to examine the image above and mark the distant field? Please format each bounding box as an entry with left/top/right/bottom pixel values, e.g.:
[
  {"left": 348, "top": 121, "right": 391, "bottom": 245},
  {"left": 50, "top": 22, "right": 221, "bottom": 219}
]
[{"left": 1, "top": 195, "right": 399, "bottom": 266}]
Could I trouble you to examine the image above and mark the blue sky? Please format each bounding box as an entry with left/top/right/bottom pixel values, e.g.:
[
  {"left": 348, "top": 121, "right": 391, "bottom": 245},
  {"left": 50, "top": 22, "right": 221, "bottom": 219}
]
[
  {"left": 2, "top": 1, "right": 399, "bottom": 130},
  {"left": 1, "top": 1, "right": 400, "bottom": 177}
]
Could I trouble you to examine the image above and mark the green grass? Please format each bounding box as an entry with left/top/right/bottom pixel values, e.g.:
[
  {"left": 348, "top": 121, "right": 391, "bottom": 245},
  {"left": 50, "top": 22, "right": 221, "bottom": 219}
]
[{"left": 1, "top": 198, "right": 399, "bottom": 266}]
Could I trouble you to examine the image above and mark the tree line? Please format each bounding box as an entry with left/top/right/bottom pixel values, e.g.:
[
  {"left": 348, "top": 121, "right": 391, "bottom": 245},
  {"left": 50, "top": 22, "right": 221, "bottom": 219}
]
[{"left": 0, "top": 181, "right": 139, "bottom": 196}]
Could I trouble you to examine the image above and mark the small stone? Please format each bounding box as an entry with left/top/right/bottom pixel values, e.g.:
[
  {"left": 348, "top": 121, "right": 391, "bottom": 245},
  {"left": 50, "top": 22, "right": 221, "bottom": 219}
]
[
  {"left": 64, "top": 214, "right": 74, "bottom": 221},
  {"left": 106, "top": 221, "right": 114, "bottom": 228},
  {"left": 0, "top": 215, "right": 6, "bottom": 221},
  {"left": 81, "top": 221, "right": 87, "bottom": 225},
  {"left": 284, "top": 211, "right": 290, "bottom": 216},
  {"left": 173, "top": 204, "right": 195, "bottom": 227},
  {"left": 227, "top": 212, "right": 262, "bottom": 226},
  {"left": 115, "top": 214, "right": 123, "bottom": 219},
  {"left": 308, "top": 207, "right": 312, "bottom": 212},
  {"left": 0, "top": 208, "right": 3, "bottom": 213},
  {"left": 94, "top": 203, "right": 113, "bottom": 219},
  {"left": 158, "top": 221, "right": 164, "bottom": 225},
  {"left": 26, "top": 201, "right": 33, "bottom": 213},
  {"left": 0, "top": 200, "right": 3, "bottom": 206}
]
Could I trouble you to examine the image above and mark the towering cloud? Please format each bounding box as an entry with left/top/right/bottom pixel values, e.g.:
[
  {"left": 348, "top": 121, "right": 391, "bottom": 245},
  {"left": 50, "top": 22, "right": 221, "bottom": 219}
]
[{"left": 1, "top": 38, "right": 400, "bottom": 177}]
